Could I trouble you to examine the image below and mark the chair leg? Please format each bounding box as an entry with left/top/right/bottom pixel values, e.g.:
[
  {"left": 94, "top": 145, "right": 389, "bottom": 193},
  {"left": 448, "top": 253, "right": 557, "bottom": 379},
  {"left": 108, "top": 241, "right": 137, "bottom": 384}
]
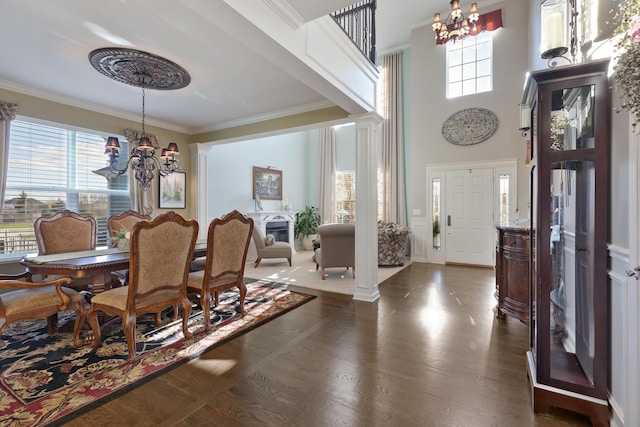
[
  {"left": 352, "top": 266, "right": 355, "bottom": 279},
  {"left": 86, "top": 306, "right": 102, "bottom": 349},
  {"left": 201, "top": 291, "right": 212, "bottom": 330},
  {"left": 254, "top": 258, "right": 262, "bottom": 268},
  {"left": 321, "top": 268, "right": 326, "bottom": 280},
  {"left": 238, "top": 282, "right": 247, "bottom": 316},
  {"left": 315, "top": 263, "right": 319, "bottom": 271},
  {"left": 180, "top": 298, "right": 193, "bottom": 340},
  {"left": 123, "top": 312, "right": 137, "bottom": 364},
  {"left": 287, "top": 257, "right": 292, "bottom": 266},
  {"left": 71, "top": 303, "right": 86, "bottom": 347},
  {"left": 46, "top": 313, "right": 58, "bottom": 335}
]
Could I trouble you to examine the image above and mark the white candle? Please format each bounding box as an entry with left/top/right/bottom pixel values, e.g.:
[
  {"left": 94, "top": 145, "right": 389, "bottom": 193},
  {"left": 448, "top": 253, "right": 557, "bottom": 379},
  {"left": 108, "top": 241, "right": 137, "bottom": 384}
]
[
  {"left": 542, "top": 11, "right": 564, "bottom": 52},
  {"left": 520, "top": 106, "right": 531, "bottom": 129}
]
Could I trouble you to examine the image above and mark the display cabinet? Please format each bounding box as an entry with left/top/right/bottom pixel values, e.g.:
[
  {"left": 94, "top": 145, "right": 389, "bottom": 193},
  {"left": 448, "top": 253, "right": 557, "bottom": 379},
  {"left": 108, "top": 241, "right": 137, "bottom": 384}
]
[{"left": 522, "top": 59, "right": 610, "bottom": 426}]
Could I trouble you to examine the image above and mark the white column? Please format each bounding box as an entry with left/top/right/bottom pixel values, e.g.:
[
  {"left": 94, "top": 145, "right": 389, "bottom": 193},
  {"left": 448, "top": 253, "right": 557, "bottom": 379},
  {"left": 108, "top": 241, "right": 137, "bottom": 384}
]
[
  {"left": 190, "top": 143, "right": 211, "bottom": 240},
  {"left": 352, "top": 112, "right": 382, "bottom": 302}
]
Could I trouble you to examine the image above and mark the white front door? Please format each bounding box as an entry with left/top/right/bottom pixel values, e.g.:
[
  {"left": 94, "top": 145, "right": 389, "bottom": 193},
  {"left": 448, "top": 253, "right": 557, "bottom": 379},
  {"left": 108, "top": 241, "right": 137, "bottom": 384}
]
[{"left": 445, "top": 168, "right": 494, "bottom": 266}]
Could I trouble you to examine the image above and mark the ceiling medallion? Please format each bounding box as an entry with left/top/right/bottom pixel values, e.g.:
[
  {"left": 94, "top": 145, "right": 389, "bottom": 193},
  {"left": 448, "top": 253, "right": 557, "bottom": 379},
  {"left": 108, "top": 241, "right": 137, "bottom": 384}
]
[
  {"left": 441, "top": 107, "right": 498, "bottom": 146},
  {"left": 88, "top": 48, "right": 190, "bottom": 90}
]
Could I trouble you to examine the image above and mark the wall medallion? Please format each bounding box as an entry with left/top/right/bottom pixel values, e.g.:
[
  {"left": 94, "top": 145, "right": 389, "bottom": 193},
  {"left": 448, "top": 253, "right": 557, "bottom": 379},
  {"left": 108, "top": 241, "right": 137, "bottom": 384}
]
[{"left": 441, "top": 108, "right": 498, "bottom": 146}]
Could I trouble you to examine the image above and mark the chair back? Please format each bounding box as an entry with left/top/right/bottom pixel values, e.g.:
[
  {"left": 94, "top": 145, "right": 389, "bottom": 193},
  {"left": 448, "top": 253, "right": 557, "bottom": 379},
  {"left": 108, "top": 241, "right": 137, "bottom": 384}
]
[
  {"left": 127, "top": 211, "right": 198, "bottom": 303},
  {"left": 251, "top": 227, "right": 266, "bottom": 250},
  {"left": 107, "top": 210, "right": 151, "bottom": 242},
  {"left": 205, "top": 210, "right": 253, "bottom": 280},
  {"left": 34, "top": 210, "right": 96, "bottom": 255},
  {"left": 317, "top": 223, "right": 355, "bottom": 267}
]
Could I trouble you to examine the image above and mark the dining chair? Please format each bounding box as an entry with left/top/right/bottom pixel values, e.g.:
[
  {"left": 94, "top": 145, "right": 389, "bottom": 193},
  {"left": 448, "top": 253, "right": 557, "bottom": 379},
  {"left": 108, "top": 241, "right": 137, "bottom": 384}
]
[
  {"left": 187, "top": 210, "right": 253, "bottom": 329},
  {"left": 107, "top": 210, "right": 152, "bottom": 286},
  {"left": 107, "top": 210, "right": 151, "bottom": 248},
  {"left": 34, "top": 210, "right": 96, "bottom": 255},
  {"left": 86, "top": 211, "right": 198, "bottom": 363},
  {"left": 251, "top": 227, "right": 292, "bottom": 268},
  {"left": 0, "top": 272, "right": 85, "bottom": 347}
]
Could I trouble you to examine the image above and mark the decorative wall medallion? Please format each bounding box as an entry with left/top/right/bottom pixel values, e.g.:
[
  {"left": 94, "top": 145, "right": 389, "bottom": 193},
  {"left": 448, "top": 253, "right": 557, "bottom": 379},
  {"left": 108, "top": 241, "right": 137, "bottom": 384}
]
[{"left": 441, "top": 108, "right": 498, "bottom": 146}]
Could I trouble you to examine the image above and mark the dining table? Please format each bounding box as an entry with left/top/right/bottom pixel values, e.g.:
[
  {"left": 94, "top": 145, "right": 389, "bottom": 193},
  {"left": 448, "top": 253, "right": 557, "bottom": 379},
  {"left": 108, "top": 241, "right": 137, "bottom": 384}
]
[{"left": 20, "top": 241, "right": 207, "bottom": 294}]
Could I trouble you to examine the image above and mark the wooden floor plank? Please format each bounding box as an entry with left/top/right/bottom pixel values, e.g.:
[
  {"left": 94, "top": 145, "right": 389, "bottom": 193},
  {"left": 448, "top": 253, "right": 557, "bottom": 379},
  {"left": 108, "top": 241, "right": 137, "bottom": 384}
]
[{"left": 62, "top": 262, "right": 593, "bottom": 426}]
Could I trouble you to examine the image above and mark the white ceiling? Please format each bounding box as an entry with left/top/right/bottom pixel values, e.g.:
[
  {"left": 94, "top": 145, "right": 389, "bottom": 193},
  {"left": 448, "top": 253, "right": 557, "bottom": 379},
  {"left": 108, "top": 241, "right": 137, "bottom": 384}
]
[{"left": 0, "top": 0, "right": 497, "bottom": 136}]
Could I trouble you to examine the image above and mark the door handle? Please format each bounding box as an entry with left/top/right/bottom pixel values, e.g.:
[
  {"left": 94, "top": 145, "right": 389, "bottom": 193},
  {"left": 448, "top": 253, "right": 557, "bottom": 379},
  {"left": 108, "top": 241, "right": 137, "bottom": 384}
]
[{"left": 447, "top": 215, "right": 451, "bottom": 226}]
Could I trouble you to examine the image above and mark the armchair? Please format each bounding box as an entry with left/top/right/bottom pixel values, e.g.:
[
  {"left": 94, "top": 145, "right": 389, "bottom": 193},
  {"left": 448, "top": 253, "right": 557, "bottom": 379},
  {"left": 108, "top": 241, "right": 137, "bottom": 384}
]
[
  {"left": 314, "top": 223, "right": 355, "bottom": 280},
  {"left": 378, "top": 221, "right": 411, "bottom": 266},
  {"left": 251, "top": 227, "right": 292, "bottom": 267},
  {"left": 0, "top": 272, "right": 85, "bottom": 347}
]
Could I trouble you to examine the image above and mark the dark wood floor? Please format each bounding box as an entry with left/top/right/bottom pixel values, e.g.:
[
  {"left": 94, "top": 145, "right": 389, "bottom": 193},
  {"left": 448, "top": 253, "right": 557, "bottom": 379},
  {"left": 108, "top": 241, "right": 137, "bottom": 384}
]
[{"left": 64, "top": 263, "right": 593, "bottom": 426}]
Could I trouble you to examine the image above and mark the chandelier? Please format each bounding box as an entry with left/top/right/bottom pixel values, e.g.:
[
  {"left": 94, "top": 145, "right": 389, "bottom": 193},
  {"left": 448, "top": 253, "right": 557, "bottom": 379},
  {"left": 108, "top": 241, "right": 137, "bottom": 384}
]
[
  {"left": 88, "top": 48, "right": 191, "bottom": 190},
  {"left": 432, "top": 1, "right": 480, "bottom": 43}
]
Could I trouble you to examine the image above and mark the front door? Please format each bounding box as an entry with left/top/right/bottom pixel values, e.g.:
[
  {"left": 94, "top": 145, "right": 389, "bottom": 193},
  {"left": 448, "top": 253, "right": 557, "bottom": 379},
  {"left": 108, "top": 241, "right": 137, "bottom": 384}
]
[{"left": 445, "top": 168, "right": 494, "bottom": 266}]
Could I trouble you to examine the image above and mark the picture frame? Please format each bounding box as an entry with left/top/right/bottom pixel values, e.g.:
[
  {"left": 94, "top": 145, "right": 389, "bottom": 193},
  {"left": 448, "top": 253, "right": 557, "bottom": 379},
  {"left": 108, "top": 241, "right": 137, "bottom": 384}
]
[
  {"left": 159, "top": 171, "right": 186, "bottom": 209},
  {"left": 253, "top": 166, "right": 282, "bottom": 200}
]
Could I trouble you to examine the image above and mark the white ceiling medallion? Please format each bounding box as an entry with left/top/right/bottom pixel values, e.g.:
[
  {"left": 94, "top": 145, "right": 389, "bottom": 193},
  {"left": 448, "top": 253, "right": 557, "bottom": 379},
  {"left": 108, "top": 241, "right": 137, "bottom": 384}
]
[{"left": 442, "top": 107, "right": 498, "bottom": 146}]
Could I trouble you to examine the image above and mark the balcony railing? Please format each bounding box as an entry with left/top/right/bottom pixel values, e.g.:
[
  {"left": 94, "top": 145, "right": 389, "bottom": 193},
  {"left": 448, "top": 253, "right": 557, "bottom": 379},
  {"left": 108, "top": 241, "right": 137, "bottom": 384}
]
[{"left": 331, "top": 0, "right": 376, "bottom": 65}]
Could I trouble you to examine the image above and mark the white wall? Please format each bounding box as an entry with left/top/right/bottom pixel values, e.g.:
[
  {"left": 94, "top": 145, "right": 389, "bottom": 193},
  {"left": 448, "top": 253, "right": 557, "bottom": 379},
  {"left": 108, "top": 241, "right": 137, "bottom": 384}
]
[
  {"left": 206, "top": 131, "right": 314, "bottom": 219},
  {"left": 408, "top": 1, "right": 531, "bottom": 224}
]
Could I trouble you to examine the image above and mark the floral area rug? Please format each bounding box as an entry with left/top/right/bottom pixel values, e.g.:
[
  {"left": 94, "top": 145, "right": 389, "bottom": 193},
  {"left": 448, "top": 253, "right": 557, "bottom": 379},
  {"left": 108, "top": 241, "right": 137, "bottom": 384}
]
[{"left": 0, "top": 280, "right": 314, "bottom": 426}]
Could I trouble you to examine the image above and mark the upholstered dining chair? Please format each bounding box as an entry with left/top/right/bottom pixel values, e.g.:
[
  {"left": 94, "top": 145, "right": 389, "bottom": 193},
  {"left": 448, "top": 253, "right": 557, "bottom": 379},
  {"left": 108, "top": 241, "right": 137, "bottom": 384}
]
[
  {"left": 251, "top": 227, "right": 292, "bottom": 268},
  {"left": 86, "top": 211, "right": 198, "bottom": 364},
  {"left": 187, "top": 210, "right": 253, "bottom": 329},
  {"left": 107, "top": 210, "right": 151, "bottom": 248},
  {"left": 0, "top": 272, "right": 85, "bottom": 347},
  {"left": 34, "top": 210, "right": 96, "bottom": 255}
]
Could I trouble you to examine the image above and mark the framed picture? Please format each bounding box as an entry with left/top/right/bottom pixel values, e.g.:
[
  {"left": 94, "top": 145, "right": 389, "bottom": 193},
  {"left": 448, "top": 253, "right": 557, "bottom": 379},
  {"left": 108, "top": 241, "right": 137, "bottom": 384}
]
[
  {"left": 253, "top": 166, "right": 282, "bottom": 200},
  {"left": 159, "top": 171, "right": 186, "bottom": 209}
]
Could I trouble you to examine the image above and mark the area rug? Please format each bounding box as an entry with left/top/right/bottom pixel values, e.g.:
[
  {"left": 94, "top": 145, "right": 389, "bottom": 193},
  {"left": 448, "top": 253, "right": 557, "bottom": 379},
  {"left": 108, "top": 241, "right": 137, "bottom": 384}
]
[{"left": 0, "top": 280, "right": 314, "bottom": 426}]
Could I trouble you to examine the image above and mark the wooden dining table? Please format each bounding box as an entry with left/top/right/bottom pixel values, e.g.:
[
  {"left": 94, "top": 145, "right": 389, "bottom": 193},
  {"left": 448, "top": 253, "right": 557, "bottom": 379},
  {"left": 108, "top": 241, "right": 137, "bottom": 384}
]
[{"left": 20, "top": 242, "right": 207, "bottom": 294}]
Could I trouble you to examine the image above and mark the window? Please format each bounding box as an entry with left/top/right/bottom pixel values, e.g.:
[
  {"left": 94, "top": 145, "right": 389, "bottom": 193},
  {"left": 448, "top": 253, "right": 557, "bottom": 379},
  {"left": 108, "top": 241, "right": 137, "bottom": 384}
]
[
  {"left": 499, "top": 174, "right": 510, "bottom": 224},
  {"left": 0, "top": 118, "right": 131, "bottom": 256},
  {"left": 432, "top": 178, "right": 441, "bottom": 250},
  {"left": 335, "top": 171, "right": 356, "bottom": 223},
  {"left": 446, "top": 31, "right": 493, "bottom": 98}
]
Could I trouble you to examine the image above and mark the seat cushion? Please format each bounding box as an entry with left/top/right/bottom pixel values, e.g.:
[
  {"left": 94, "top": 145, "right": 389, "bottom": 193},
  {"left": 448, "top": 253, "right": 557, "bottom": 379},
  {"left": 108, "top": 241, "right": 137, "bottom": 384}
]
[{"left": 2, "top": 286, "right": 83, "bottom": 316}]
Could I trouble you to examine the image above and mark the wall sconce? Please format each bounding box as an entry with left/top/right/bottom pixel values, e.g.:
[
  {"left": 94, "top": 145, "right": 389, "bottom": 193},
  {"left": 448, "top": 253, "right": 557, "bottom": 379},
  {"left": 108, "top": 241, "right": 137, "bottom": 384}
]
[
  {"left": 519, "top": 103, "right": 531, "bottom": 137},
  {"left": 540, "top": 0, "right": 577, "bottom": 66}
]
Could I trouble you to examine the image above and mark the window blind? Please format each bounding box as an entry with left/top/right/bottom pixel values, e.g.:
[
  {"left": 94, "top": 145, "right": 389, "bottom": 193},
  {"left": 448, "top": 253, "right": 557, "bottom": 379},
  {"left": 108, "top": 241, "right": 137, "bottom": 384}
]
[{"left": 0, "top": 119, "right": 131, "bottom": 255}]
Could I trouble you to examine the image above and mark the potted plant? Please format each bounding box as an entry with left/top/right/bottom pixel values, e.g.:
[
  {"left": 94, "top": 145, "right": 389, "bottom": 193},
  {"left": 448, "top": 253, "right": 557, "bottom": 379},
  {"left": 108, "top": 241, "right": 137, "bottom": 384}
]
[{"left": 294, "top": 205, "right": 321, "bottom": 251}]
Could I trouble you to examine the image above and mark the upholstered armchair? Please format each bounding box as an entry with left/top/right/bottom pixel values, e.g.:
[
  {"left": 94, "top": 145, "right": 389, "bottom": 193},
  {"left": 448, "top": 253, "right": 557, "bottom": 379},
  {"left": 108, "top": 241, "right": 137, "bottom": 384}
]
[
  {"left": 86, "top": 211, "right": 198, "bottom": 363},
  {"left": 251, "top": 227, "right": 292, "bottom": 267},
  {"left": 187, "top": 210, "right": 253, "bottom": 329},
  {"left": 314, "top": 223, "right": 355, "bottom": 280},
  {"left": 0, "top": 272, "right": 85, "bottom": 347},
  {"left": 377, "top": 221, "right": 411, "bottom": 266}
]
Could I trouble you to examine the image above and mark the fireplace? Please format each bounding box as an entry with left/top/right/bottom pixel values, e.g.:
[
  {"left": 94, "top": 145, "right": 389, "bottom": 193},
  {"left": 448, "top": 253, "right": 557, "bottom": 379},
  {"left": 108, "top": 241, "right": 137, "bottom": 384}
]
[{"left": 265, "top": 221, "right": 289, "bottom": 242}]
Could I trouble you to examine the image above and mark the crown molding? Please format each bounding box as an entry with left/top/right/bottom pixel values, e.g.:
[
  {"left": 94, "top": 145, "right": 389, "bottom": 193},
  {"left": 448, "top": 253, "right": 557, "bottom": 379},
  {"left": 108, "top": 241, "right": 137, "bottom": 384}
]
[
  {"left": 193, "top": 99, "right": 336, "bottom": 133},
  {"left": 263, "top": 0, "right": 304, "bottom": 30},
  {"left": 0, "top": 78, "right": 191, "bottom": 135}
]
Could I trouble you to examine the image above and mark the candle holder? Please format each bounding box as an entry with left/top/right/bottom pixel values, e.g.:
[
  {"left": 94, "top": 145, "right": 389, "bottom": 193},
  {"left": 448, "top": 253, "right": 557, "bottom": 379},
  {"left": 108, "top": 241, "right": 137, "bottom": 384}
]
[{"left": 540, "top": 0, "right": 577, "bottom": 66}]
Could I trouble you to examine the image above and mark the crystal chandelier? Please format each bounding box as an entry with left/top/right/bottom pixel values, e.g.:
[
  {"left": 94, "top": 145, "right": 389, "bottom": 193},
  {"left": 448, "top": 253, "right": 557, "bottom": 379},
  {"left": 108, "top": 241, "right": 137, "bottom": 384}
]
[
  {"left": 432, "top": 1, "right": 480, "bottom": 43},
  {"left": 88, "top": 48, "right": 191, "bottom": 190}
]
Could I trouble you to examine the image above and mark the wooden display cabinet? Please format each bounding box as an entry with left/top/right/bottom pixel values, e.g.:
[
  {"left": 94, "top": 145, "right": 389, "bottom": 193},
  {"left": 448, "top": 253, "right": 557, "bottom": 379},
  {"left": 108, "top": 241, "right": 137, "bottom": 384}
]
[{"left": 522, "top": 59, "right": 610, "bottom": 426}]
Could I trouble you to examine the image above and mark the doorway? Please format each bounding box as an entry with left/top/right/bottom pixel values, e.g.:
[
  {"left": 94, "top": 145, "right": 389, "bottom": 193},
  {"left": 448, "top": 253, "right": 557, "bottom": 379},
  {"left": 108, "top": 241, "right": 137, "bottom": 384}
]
[{"left": 426, "top": 160, "right": 518, "bottom": 266}]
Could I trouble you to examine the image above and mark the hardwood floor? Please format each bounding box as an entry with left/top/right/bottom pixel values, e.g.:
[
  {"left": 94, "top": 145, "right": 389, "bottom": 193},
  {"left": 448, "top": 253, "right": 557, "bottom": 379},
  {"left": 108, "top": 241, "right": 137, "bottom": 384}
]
[{"left": 63, "top": 263, "right": 593, "bottom": 426}]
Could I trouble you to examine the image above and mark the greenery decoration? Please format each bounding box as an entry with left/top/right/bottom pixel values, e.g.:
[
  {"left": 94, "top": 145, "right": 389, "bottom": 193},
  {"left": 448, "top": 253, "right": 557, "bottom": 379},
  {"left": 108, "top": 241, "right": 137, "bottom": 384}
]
[
  {"left": 614, "top": 0, "right": 640, "bottom": 125},
  {"left": 294, "top": 205, "right": 321, "bottom": 238}
]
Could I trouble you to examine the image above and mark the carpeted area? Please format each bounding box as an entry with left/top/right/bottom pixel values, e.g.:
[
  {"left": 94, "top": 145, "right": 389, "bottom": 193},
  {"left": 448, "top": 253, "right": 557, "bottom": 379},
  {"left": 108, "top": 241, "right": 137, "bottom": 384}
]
[
  {"left": 0, "top": 281, "right": 314, "bottom": 426},
  {"left": 243, "top": 250, "right": 412, "bottom": 295}
]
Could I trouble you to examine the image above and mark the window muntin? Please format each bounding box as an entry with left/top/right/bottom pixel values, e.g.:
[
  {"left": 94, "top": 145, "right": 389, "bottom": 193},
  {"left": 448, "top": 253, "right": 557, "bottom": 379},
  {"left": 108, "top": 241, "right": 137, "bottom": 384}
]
[
  {"left": 446, "top": 31, "right": 493, "bottom": 99},
  {"left": 1, "top": 119, "right": 131, "bottom": 256}
]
